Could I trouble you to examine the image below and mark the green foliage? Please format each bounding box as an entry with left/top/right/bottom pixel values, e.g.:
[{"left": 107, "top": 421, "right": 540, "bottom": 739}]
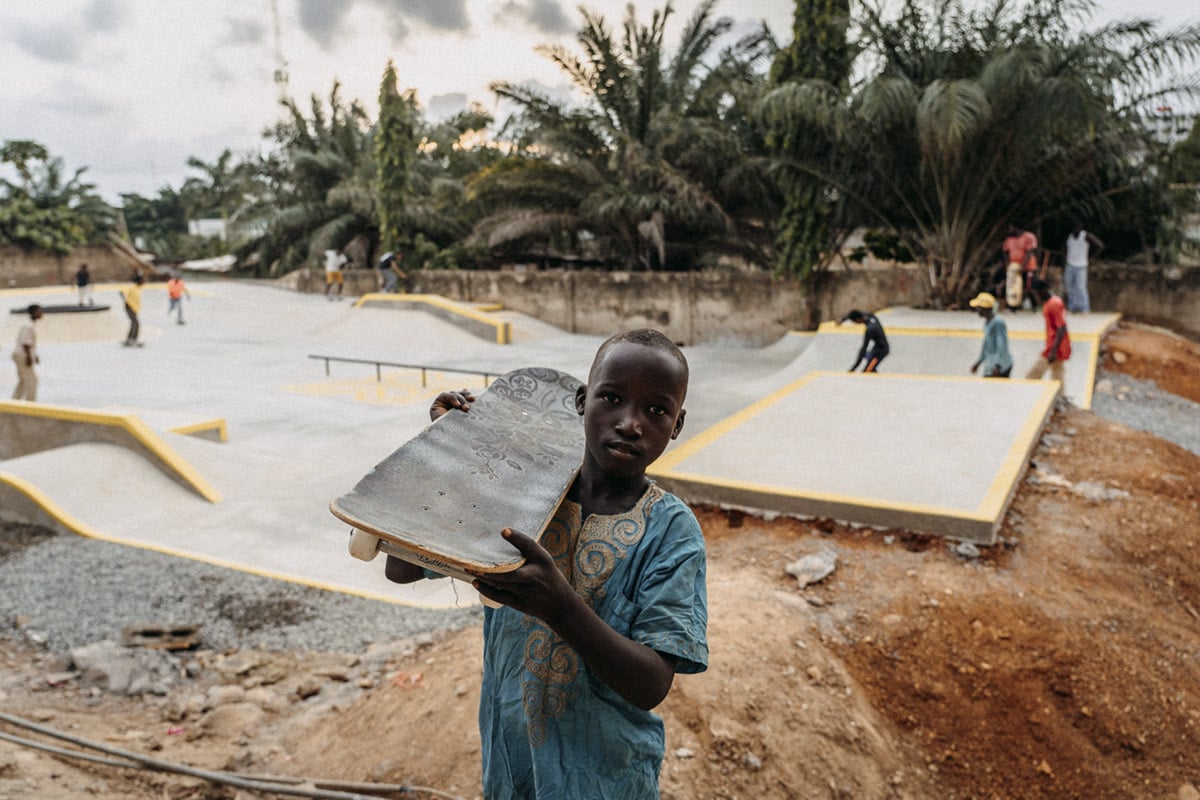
[
  {"left": 0, "top": 139, "right": 114, "bottom": 254},
  {"left": 482, "top": 1, "right": 778, "bottom": 270},
  {"left": 238, "top": 83, "right": 377, "bottom": 275},
  {"left": 375, "top": 61, "right": 419, "bottom": 254},
  {"left": 764, "top": 0, "right": 852, "bottom": 280},
  {"left": 760, "top": 0, "right": 1200, "bottom": 304}
]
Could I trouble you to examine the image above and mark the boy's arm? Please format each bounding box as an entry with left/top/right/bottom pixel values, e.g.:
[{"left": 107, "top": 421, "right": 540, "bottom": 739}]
[{"left": 474, "top": 529, "right": 677, "bottom": 710}]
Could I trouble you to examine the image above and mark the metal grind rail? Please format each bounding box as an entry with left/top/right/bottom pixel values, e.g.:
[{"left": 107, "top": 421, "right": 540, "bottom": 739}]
[{"left": 308, "top": 354, "right": 494, "bottom": 387}]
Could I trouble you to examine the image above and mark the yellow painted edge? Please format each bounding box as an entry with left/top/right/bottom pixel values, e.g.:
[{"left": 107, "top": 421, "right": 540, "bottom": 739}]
[
  {"left": 169, "top": 418, "right": 229, "bottom": 443},
  {"left": 650, "top": 468, "right": 993, "bottom": 523},
  {"left": 0, "top": 400, "right": 221, "bottom": 503},
  {"left": 974, "top": 380, "right": 1060, "bottom": 517},
  {"left": 0, "top": 471, "right": 450, "bottom": 609},
  {"left": 355, "top": 293, "right": 511, "bottom": 343}
]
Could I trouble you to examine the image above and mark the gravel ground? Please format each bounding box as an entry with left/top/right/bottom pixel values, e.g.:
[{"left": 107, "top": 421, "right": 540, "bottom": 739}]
[
  {"left": 2, "top": 368, "right": 1194, "bottom": 656},
  {"left": 0, "top": 523, "right": 481, "bottom": 653},
  {"left": 1090, "top": 369, "right": 1200, "bottom": 456}
]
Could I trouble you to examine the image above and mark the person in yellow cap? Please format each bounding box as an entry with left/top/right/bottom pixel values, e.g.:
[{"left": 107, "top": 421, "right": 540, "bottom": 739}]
[{"left": 968, "top": 292, "right": 1012, "bottom": 378}]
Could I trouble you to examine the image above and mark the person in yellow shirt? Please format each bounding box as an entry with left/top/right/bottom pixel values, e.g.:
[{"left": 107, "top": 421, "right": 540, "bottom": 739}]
[{"left": 121, "top": 273, "right": 145, "bottom": 347}]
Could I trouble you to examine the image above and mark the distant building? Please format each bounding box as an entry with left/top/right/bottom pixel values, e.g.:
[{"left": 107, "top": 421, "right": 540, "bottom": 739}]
[
  {"left": 1142, "top": 108, "right": 1196, "bottom": 148},
  {"left": 188, "top": 218, "right": 227, "bottom": 240}
]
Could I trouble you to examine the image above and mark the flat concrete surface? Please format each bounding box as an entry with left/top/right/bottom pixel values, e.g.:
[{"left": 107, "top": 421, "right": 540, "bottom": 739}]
[{"left": 1, "top": 283, "right": 1108, "bottom": 606}]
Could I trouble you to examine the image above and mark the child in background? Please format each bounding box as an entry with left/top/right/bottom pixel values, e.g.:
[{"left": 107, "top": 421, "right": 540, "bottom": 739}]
[
  {"left": 167, "top": 272, "right": 190, "bottom": 325},
  {"left": 385, "top": 329, "right": 709, "bottom": 799}
]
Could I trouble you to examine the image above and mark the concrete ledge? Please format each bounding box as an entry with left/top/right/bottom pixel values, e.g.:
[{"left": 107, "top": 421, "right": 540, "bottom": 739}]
[
  {"left": 651, "top": 372, "right": 1060, "bottom": 543},
  {"left": 355, "top": 293, "right": 512, "bottom": 344},
  {"left": 0, "top": 401, "right": 221, "bottom": 502}
]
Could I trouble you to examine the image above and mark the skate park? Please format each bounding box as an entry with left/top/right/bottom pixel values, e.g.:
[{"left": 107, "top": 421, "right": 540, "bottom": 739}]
[{"left": 1, "top": 281, "right": 1118, "bottom": 608}]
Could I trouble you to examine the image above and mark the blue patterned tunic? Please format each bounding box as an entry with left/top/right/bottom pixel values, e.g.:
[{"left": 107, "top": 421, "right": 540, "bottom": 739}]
[{"left": 479, "top": 483, "right": 708, "bottom": 799}]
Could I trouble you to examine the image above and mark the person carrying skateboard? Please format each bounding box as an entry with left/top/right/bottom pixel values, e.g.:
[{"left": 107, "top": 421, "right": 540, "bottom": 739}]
[
  {"left": 385, "top": 329, "right": 708, "bottom": 800},
  {"left": 841, "top": 309, "right": 889, "bottom": 373},
  {"left": 1002, "top": 225, "right": 1039, "bottom": 310}
]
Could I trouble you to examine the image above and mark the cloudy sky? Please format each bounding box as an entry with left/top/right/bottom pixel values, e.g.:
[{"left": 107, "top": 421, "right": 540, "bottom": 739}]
[{"left": 1, "top": 0, "right": 1196, "bottom": 203}]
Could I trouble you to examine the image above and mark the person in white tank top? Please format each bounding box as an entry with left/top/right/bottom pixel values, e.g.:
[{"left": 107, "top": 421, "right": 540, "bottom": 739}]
[{"left": 1063, "top": 222, "right": 1104, "bottom": 313}]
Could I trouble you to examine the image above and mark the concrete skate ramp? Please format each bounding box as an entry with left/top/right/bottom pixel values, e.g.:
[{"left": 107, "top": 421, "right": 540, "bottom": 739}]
[
  {"left": 808, "top": 311, "right": 1117, "bottom": 408},
  {"left": 651, "top": 372, "right": 1060, "bottom": 543},
  {"left": 354, "top": 293, "right": 512, "bottom": 344},
  {"left": 0, "top": 441, "right": 467, "bottom": 609},
  {"left": 0, "top": 401, "right": 221, "bottom": 502}
]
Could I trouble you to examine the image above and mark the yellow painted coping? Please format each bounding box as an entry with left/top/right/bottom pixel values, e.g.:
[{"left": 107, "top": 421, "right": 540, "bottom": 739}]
[
  {"left": 0, "top": 400, "right": 221, "bottom": 503},
  {"left": 651, "top": 371, "right": 1059, "bottom": 527},
  {"left": 170, "top": 418, "right": 229, "bottom": 442},
  {"left": 354, "top": 293, "right": 511, "bottom": 344},
  {"left": 0, "top": 471, "right": 438, "bottom": 608}
]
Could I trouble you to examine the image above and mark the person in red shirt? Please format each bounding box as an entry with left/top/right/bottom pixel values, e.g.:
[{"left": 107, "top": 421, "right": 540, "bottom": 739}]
[
  {"left": 1002, "top": 225, "right": 1039, "bottom": 311},
  {"left": 1025, "top": 279, "right": 1071, "bottom": 383},
  {"left": 167, "top": 272, "right": 190, "bottom": 325}
]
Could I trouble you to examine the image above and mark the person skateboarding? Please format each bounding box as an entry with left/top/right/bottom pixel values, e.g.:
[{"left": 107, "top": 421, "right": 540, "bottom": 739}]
[
  {"left": 121, "top": 273, "right": 145, "bottom": 347},
  {"left": 841, "top": 309, "right": 890, "bottom": 373},
  {"left": 384, "top": 329, "right": 708, "bottom": 800},
  {"left": 167, "top": 271, "right": 190, "bottom": 325}
]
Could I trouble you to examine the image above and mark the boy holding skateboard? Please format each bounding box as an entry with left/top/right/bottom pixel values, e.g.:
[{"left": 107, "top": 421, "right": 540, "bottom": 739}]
[{"left": 385, "top": 329, "right": 709, "bottom": 799}]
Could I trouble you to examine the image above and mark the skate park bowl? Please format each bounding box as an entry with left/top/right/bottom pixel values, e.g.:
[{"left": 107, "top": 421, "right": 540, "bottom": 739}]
[
  {"left": 0, "top": 400, "right": 222, "bottom": 502},
  {"left": 0, "top": 280, "right": 1117, "bottom": 606}
]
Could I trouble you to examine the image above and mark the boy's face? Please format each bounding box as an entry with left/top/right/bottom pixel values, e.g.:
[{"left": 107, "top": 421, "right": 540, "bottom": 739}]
[{"left": 575, "top": 342, "right": 687, "bottom": 480}]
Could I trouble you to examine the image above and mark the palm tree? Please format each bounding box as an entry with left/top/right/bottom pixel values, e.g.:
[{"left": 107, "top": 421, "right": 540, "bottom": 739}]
[
  {"left": 475, "top": 0, "right": 777, "bottom": 270},
  {"left": 760, "top": 0, "right": 1200, "bottom": 305},
  {"left": 240, "top": 84, "right": 376, "bottom": 276},
  {"left": 0, "top": 139, "right": 113, "bottom": 258}
]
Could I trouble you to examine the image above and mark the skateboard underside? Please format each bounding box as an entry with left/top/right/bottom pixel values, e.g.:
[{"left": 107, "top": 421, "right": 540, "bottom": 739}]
[{"left": 331, "top": 366, "right": 585, "bottom": 577}]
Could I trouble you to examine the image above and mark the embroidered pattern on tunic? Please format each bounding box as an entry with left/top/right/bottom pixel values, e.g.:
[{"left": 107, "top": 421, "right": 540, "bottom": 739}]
[{"left": 520, "top": 485, "right": 662, "bottom": 745}]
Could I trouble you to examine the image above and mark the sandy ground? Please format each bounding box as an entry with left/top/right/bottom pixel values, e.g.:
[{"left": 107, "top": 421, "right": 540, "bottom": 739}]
[{"left": 1, "top": 322, "right": 1198, "bottom": 800}]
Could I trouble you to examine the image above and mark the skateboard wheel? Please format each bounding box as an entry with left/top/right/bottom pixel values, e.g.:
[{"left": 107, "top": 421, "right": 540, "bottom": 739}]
[{"left": 348, "top": 529, "right": 381, "bottom": 562}]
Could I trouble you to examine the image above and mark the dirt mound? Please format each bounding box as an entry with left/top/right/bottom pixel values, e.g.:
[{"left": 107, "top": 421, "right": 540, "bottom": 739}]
[
  {"left": 1103, "top": 321, "right": 1200, "bottom": 403},
  {"left": 1, "top": 325, "right": 1198, "bottom": 800}
]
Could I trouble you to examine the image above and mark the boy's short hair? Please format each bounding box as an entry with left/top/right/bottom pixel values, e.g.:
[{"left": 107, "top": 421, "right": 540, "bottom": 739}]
[
  {"left": 27, "top": 304, "right": 42, "bottom": 316},
  {"left": 842, "top": 309, "right": 865, "bottom": 323},
  {"left": 590, "top": 329, "right": 689, "bottom": 388}
]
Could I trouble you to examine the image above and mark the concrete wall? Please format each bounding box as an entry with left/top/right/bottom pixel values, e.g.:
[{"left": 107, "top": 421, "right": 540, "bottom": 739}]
[
  {"left": 1088, "top": 263, "right": 1200, "bottom": 340},
  {"left": 396, "top": 267, "right": 927, "bottom": 346},
  {"left": 1, "top": 245, "right": 136, "bottom": 287}
]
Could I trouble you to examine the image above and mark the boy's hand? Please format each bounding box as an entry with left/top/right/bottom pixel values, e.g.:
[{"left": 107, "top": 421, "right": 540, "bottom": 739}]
[
  {"left": 429, "top": 389, "right": 476, "bottom": 421},
  {"left": 471, "top": 529, "right": 574, "bottom": 623}
]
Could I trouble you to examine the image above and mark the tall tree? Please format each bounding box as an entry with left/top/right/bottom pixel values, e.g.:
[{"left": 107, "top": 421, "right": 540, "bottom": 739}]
[
  {"left": 374, "top": 60, "right": 419, "bottom": 255},
  {"left": 240, "top": 84, "right": 376, "bottom": 275},
  {"left": 478, "top": 1, "right": 776, "bottom": 269},
  {"left": 0, "top": 139, "right": 113, "bottom": 255},
  {"left": 760, "top": 0, "right": 1200, "bottom": 305},
  {"left": 765, "top": 0, "right": 853, "bottom": 281}
]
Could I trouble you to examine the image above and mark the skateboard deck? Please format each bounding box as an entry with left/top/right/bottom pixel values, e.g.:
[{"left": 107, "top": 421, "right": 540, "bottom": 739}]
[{"left": 331, "top": 366, "right": 585, "bottom": 582}]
